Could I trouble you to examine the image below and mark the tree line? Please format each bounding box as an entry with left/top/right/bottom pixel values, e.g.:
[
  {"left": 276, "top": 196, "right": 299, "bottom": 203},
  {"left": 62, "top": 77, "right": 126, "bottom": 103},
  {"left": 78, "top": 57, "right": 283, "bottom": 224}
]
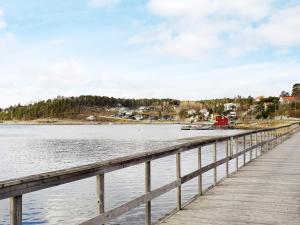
[{"left": 0, "top": 95, "right": 180, "bottom": 120}]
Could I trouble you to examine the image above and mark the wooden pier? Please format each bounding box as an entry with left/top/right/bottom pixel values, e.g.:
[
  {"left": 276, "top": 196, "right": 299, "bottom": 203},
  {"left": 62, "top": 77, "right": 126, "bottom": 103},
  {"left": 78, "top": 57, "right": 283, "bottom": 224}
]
[
  {"left": 160, "top": 127, "right": 300, "bottom": 225},
  {"left": 0, "top": 122, "right": 299, "bottom": 225}
]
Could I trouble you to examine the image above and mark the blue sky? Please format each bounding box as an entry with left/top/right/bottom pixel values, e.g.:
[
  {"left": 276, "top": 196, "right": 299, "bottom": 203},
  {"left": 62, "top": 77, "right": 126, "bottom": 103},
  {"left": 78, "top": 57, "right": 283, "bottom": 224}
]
[{"left": 0, "top": 0, "right": 299, "bottom": 107}]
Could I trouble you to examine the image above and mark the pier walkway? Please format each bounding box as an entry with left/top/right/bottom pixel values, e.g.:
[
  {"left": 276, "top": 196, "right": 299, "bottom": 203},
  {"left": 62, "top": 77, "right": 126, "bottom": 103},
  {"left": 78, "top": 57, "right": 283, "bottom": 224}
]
[{"left": 160, "top": 131, "right": 300, "bottom": 225}]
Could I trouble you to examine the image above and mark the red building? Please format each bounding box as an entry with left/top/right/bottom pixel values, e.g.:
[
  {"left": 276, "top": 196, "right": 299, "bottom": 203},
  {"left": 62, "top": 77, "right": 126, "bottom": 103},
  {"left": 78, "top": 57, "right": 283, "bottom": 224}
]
[{"left": 214, "top": 116, "right": 229, "bottom": 126}]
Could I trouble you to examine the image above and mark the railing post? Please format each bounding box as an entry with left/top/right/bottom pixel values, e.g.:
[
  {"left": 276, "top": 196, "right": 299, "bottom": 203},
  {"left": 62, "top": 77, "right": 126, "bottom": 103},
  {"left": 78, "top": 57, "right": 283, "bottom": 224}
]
[
  {"left": 236, "top": 138, "right": 239, "bottom": 171},
  {"left": 10, "top": 195, "right": 22, "bottom": 225},
  {"left": 271, "top": 130, "right": 274, "bottom": 149},
  {"left": 145, "top": 161, "right": 151, "bottom": 225},
  {"left": 213, "top": 142, "right": 217, "bottom": 185},
  {"left": 267, "top": 131, "right": 270, "bottom": 151},
  {"left": 255, "top": 133, "right": 258, "bottom": 158},
  {"left": 230, "top": 137, "right": 233, "bottom": 157},
  {"left": 176, "top": 153, "right": 181, "bottom": 210},
  {"left": 198, "top": 147, "right": 202, "bottom": 195},
  {"left": 243, "top": 135, "right": 246, "bottom": 165},
  {"left": 250, "top": 134, "right": 253, "bottom": 161},
  {"left": 96, "top": 174, "right": 105, "bottom": 215},
  {"left": 260, "top": 132, "right": 263, "bottom": 155},
  {"left": 226, "top": 140, "right": 229, "bottom": 177}
]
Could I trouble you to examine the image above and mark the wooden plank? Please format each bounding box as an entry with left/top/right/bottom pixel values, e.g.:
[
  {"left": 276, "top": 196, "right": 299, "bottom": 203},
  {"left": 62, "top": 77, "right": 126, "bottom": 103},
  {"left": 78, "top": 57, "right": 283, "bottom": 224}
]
[
  {"left": 145, "top": 161, "right": 151, "bottom": 225},
  {"left": 160, "top": 129, "right": 300, "bottom": 225},
  {"left": 243, "top": 136, "right": 246, "bottom": 165},
  {"left": 176, "top": 153, "right": 181, "bottom": 210},
  {"left": 198, "top": 147, "right": 202, "bottom": 195},
  {"left": 80, "top": 180, "right": 181, "bottom": 225},
  {"left": 236, "top": 138, "right": 239, "bottom": 170},
  {"left": 213, "top": 142, "right": 217, "bottom": 185},
  {"left": 250, "top": 134, "right": 253, "bottom": 161},
  {"left": 96, "top": 174, "right": 104, "bottom": 215},
  {"left": 226, "top": 140, "right": 229, "bottom": 177},
  {"left": 10, "top": 195, "right": 22, "bottom": 225}
]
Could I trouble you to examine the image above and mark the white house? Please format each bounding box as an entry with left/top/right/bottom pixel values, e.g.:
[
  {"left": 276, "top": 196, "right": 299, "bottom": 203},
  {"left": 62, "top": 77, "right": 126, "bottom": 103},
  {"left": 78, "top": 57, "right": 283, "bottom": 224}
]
[
  {"left": 86, "top": 115, "right": 96, "bottom": 121},
  {"left": 224, "top": 103, "right": 238, "bottom": 111},
  {"left": 199, "top": 108, "right": 210, "bottom": 119},
  {"left": 187, "top": 109, "right": 197, "bottom": 115}
]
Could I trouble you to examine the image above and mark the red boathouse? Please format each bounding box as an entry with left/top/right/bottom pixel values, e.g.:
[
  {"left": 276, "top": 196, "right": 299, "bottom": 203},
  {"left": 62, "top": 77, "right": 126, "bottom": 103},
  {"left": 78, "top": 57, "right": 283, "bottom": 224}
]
[{"left": 214, "top": 115, "right": 229, "bottom": 127}]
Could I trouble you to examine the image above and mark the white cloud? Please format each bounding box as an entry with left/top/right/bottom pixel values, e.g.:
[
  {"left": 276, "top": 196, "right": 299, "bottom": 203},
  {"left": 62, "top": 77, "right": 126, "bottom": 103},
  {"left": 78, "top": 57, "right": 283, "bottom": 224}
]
[
  {"left": 258, "top": 6, "right": 300, "bottom": 47},
  {"left": 0, "top": 7, "right": 6, "bottom": 29},
  {"left": 131, "top": 0, "right": 300, "bottom": 58},
  {"left": 88, "top": 0, "right": 120, "bottom": 9},
  {"left": 0, "top": 33, "right": 16, "bottom": 48},
  {"left": 149, "top": 0, "right": 271, "bottom": 21},
  {"left": 0, "top": 55, "right": 299, "bottom": 107}
]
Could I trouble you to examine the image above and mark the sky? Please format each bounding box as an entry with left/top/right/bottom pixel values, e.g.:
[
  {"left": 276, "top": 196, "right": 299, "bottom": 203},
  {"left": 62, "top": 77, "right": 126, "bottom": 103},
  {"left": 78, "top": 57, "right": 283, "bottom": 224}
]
[{"left": 0, "top": 0, "right": 300, "bottom": 108}]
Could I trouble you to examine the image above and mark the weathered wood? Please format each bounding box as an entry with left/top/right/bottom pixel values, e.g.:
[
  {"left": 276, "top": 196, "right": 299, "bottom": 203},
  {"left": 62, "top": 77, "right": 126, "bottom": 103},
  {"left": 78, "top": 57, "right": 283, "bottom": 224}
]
[
  {"left": 198, "top": 147, "right": 202, "bottom": 195},
  {"left": 181, "top": 158, "right": 228, "bottom": 184},
  {"left": 255, "top": 133, "right": 258, "bottom": 158},
  {"left": 236, "top": 138, "right": 239, "bottom": 170},
  {"left": 96, "top": 174, "right": 104, "bottom": 215},
  {"left": 243, "top": 136, "right": 246, "bottom": 165},
  {"left": 230, "top": 137, "right": 233, "bottom": 157},
  {"left": 80, "top": 180, "right": 181, "bottom": 225},
  {"left": 213, "top": 142, "right": 217, "bottom": 185},
  {"left": 145, "top": 161, "right": 151, "bottom": 225},
  {"left": 176, "top": 153, "right": 181, "bottom": 210},
  {"left": 250, "top": 134, "right": 253, "bottom": 161},
  {"left": 10, "top": 195, "right": 22, "bottom": 225},
  {"left": 160, "top": 130, "right": 300, "bottom": 225},
  {"left": 226, "top": 140, "right": 229, "bottom": 177}
]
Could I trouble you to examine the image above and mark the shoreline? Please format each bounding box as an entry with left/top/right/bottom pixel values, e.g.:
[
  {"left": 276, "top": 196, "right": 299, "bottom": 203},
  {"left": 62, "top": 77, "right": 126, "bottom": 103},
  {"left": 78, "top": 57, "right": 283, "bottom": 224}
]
[
  {"left": 0, "top": 119, "right": 185, "bottom": 125},
  {"left": 0, "top": 119, "right": 298, "bottom": 129}
]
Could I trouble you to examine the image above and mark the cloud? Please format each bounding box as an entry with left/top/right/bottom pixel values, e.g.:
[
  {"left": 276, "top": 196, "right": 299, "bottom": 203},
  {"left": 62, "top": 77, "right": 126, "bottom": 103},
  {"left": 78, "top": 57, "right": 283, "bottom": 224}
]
[
  {"left": 0, "top": 55, "right": 299, "bottom": 108},
  {"left": 258, "top": 6, "right": 300, "bottom": 47},
  {"left": 131, "top": 0, "right": 300, "bottom": 58},
  {"left": 0, "top": 32, "right": 16, "bottom": 48},
  {"left": 0, "top": 7, "right": 6, "bottom": 29},
  {"left": 88, "top": 0, "right": 120, "bottom": 9}
]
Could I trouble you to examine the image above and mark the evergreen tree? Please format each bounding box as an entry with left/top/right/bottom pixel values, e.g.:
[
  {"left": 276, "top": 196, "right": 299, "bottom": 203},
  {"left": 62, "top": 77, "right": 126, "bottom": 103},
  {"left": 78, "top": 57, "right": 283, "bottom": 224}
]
[{"left": 292, "top": 83, "right": 300, "bottom": 96}]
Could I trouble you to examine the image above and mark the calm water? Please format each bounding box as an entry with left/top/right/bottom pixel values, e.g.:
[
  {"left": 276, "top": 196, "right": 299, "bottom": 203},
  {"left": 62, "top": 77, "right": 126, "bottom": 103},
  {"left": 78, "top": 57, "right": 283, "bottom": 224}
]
[{"left": 0, "top": 124, "right": 243, "bottom": 225}]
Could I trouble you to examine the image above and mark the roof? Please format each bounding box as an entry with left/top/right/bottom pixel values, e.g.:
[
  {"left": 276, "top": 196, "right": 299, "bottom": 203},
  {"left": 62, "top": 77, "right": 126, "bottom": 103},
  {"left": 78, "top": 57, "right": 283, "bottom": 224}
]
[{"left": 280, "top": 96, "right": 300, "bottom": 101}]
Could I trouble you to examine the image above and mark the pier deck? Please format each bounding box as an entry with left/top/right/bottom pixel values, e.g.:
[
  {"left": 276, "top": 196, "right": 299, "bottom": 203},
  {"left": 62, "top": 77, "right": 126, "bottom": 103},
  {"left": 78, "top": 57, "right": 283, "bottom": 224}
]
[{"left": 160, "top": 131, "right": 300, "bottom": 225}]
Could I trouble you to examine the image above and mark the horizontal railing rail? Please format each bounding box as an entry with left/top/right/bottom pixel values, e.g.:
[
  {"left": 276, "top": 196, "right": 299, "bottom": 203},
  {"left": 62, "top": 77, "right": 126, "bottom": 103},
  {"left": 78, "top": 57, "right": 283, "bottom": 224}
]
[{"left": 1, "top": 122, "right": 299, "bottom": 225}]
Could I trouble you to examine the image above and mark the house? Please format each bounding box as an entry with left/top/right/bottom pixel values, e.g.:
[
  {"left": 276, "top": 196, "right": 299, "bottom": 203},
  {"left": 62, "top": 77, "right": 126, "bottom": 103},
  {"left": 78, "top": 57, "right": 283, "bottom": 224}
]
[
  {"left": 86, "top": 115, "right": 96, "bottom": 121},
  {"left": 255, "top": 96, "right": 264, "bottom": 102},
  {"left": 224, "top": 103, "right": 239, "bottom": 111},
  {"left": 279, "top": 96, "right": 300, "bottom": 104},
  {"left": 187, "top": 109, "right": 197, "bottom": 115},
  {"left": 214, "top": 116, "right": 229, "bottom": 127},
  {"left": 119, "top": 107, "right": 129, "bottom": 112},
  {"left": 137, "top": 106, "right": 151, "bottom": 113},
  {"left": 228, "top": 111, "right": 237, "bottom": 119},
  {"left": 264, "top": 102, "right": 273, "bottom": 110},
  {"left": 200, "top": 108, "right": 210, "bottom": 120},
  {"left": 133, "top": 115, "right": 143, "bottom": 120}
]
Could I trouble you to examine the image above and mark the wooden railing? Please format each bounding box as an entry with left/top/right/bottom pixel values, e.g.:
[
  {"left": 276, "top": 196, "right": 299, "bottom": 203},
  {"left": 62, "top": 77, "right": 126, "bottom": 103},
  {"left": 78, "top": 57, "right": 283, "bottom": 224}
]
[{"left": 0, "top": 122, "right": 299, "bottom": 225}]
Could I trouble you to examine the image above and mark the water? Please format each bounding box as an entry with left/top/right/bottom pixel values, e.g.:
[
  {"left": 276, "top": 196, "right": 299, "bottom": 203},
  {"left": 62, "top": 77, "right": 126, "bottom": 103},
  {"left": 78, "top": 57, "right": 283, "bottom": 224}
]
[{"left": 0, "top": 124, "right": 243, "bottom": 225}]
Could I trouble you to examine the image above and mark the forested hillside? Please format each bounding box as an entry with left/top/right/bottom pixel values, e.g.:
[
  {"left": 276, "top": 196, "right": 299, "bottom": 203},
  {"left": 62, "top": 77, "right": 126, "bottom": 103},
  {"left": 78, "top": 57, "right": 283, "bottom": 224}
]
[{"left": 0, "top": 96, "right": 180, "bottom": 120}]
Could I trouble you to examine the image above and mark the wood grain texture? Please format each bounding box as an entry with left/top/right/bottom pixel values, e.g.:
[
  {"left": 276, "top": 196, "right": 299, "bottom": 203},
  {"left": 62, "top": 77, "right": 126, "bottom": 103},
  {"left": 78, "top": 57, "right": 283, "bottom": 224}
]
[{"left": 160, "top": 130, "right": 300, "bottom": 225}]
